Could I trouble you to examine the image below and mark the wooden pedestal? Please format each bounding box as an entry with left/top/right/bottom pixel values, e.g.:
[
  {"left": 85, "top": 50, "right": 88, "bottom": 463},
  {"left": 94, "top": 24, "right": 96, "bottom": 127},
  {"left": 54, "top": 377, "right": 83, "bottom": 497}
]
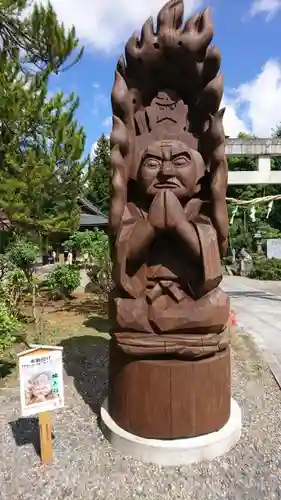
[{"left": 108, "top": 340, "right": 231, "bottom": 439}]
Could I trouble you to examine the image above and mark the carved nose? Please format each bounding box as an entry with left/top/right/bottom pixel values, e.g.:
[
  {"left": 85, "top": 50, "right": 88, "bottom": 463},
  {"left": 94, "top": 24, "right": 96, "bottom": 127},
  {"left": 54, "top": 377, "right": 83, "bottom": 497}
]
[{"left": 160, "top": 161, "right": 174, "bottom": 177}]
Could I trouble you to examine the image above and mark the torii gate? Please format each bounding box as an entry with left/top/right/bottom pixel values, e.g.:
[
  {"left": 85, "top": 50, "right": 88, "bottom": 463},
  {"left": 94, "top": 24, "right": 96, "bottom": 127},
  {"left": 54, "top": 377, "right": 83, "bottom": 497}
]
[{"left": 226, "top": 139, "right": 281, "bottom": 185}]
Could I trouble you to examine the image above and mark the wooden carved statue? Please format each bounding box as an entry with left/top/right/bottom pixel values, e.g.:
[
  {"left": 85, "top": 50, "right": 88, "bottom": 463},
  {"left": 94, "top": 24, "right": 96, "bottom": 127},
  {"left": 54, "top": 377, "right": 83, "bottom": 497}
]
[{"left": 108, "top": 0, "right": 231, "bottom": 439}]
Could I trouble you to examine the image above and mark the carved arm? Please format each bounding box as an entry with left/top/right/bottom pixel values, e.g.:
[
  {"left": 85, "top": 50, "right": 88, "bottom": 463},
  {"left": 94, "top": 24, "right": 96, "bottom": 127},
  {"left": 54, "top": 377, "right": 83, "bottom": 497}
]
[
  {"left": 116, "top": 204, "right": 155, "bottom": 263},
  {"left": 164, "top": 190, "right": 202, "bottom": 262},
  {"left": 175, "top": 219, "right": 201, "bottom": 262},
  {"left": 125, "top": 218, "right": 155, "bottom": 260}
]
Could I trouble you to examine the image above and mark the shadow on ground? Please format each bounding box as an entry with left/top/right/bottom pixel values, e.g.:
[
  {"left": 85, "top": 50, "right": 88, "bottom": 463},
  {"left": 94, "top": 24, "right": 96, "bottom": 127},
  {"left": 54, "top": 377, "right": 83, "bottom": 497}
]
[
  {"left": 58, "top": 297, "right": 108, "bottom": 318},
  {"left": 228, "top": 291, "right": 281, "bottom": 302},
  {"left": 0, "top": 360, "right": 16, "bottom": 379},
  {"left": 60, "top": 335, "right": 109, "bottom": 415},
  {"left": 83, "top": 315, "right": 111, "bottom": 333},
  {"left": 9, "top": 417, "right": 42, "bottom": 457}
]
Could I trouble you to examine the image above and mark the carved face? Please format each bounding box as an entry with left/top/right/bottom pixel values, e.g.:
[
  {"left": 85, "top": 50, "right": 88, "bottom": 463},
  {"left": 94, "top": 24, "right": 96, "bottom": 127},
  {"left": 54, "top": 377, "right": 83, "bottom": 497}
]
[
  {"left": 139, "top": 140, "right": 204, "bottom": 199},
  {"left": 153, "top": 91, "right": 178, "bottom": 124},
  {"left": 30, "top": 373, "right": 51, "bottom": 399}
]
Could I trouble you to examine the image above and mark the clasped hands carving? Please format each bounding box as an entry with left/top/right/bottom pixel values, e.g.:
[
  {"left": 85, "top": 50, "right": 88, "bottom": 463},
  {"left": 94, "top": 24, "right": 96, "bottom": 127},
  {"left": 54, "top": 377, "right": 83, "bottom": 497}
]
[{"left": 148, "top": 189, "right": 200, "bottom": 232}]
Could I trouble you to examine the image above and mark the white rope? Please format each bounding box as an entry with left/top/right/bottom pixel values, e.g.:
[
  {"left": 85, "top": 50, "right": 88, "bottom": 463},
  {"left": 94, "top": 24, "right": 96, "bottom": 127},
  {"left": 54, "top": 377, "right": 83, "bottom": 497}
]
[{"left": 226, "top": 194, "right": 281, "bottom": 205}]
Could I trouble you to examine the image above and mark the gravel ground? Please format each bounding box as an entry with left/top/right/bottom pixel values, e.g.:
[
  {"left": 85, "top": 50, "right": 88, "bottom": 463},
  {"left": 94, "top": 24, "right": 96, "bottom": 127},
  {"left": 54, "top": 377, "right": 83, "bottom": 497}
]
[{"left": 1, "top": 330, "right": 281, "bottom": 500}]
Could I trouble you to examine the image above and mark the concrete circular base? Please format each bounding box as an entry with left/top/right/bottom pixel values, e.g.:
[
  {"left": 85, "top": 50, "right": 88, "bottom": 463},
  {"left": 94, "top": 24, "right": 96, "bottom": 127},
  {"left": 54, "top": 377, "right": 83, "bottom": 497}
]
[{"left": 101, "top": 398, "right": 242, "bottom": 466}]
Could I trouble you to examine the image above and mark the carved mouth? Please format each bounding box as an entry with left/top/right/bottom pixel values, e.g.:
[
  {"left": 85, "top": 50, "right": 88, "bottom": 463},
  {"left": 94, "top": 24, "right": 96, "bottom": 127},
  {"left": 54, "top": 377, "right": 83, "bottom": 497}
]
[
  {"left": 154, "top": 182, "right": 178, "bottom": 188},
  {"left": 156, "top": 117, "right": 177, "bottom": 123}
]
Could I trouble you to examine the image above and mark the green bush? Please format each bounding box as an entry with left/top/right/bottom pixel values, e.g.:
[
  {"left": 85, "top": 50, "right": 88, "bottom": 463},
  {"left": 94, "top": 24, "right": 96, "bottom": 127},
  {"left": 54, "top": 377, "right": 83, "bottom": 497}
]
[
  {"left": 0, "top": 302, "right": 21, "bottom": 354},
  {"left": 6, "top": 238, "right": 38, "bottom": 279},
  {"left": 0, "top": 253, "right": 13, "bottom": 280},
  {"left": 6, "top": 268, "right": 29, "bottom": 315},
  {"left": 63, "top": 229, "right": 109, "bottom": 263},
  {"left": 63, "top": 229, "right": 112, "bottom": 294},
  {"left": 63, "top": 230, "right": 98, "bottom": 258},
  {"left": 250, "top": 258, "right": 281, "bottom": 280},
  {"left": 0, "top": 252, "right": 30, "bottom": 317},
  {"left": 44, "top": 264, "right": 81, "bottom": 298}
]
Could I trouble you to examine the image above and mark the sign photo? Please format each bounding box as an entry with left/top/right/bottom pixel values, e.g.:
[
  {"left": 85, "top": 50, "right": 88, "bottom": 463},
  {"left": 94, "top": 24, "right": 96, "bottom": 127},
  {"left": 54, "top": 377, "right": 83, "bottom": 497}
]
[{"left": 18, "top": 345, "right": 64, "bottom": 417}]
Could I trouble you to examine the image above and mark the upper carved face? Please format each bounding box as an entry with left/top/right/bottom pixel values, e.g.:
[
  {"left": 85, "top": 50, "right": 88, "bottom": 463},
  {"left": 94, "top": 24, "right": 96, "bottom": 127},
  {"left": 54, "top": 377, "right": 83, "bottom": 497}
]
[
  {"left": 30, "top": 373, "right": 51, "bottom": 398},
  {"left": 139, "top": 140, "right": 204, "bottom": 199}
]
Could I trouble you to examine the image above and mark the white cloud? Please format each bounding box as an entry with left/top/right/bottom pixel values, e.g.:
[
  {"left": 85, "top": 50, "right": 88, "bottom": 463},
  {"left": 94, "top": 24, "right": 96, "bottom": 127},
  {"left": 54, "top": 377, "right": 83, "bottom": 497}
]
[
  {"left": 39, "top": 0, "right": 203, "bottom": 52},
  {"left": 93, "top": 92, "right": 108, "bottom": 115},
  {"left": 90, "top": 141, "right": 98, "bottom": 161},
  {"left": 102, "top": 116, "right": 112, "bottom": 129},
  {"left": 249, "top": 0, "right": 281, "bottom": 20},
  {"left": 222, "top": 99, "right": 249, "bottom": 137},
  {"left": 223, "top": 59, "right": 281, "bottom": 137}
]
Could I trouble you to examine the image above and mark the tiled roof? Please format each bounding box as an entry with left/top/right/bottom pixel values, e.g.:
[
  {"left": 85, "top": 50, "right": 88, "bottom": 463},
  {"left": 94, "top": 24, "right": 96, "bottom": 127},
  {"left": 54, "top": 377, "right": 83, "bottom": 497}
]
[
  {"left": 77, "top": 197, "right": 106, "bottom": 216},
  {"left": 80, "top": 213, "right": 107, "bottom": 227}
]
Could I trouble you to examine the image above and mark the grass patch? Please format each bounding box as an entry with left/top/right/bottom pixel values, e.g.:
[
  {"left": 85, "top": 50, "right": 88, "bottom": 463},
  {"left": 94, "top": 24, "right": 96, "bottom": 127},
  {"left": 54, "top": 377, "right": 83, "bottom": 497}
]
[
  {"left": 0, "top": 292, "right": 110, "bottom": 388},
  {"left": 1, "top": 303, "right": 269, "bottom": 388},
  {"left": 231, "top": 327, "right": 268, "bottom": 378}
]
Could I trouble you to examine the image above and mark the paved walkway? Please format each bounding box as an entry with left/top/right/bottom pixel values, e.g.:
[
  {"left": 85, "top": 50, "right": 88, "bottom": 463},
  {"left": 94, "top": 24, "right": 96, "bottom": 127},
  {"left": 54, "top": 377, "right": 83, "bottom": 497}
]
[{"left": 222, "top": 275, "right": 281, "bottom": 387}]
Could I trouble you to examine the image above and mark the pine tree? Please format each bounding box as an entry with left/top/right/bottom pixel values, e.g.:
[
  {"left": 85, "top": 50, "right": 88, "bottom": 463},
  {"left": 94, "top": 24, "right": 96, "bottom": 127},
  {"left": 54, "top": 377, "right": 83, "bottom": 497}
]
[
  {"left": 0, "top": 0, "right": 83, "bottom": 74},
  {"left": 86, "top": 134, "right": 110, "bottom": 213},
  {"left": 0, "top": 0, "right": 87, "bottom": 237}
]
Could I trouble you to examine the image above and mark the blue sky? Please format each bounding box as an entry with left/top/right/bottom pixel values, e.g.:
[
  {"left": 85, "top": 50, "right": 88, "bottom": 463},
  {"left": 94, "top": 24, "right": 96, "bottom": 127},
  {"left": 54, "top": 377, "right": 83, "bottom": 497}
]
[{"left": 46, "top": 0, "right": 281, "bottom": 158}]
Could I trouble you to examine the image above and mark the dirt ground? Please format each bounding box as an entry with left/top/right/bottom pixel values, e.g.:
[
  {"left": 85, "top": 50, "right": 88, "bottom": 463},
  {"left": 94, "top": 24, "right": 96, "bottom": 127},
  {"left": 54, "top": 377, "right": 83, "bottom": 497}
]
[
  {"left": 0, "top": 292, "right": 110, "bottom": 388},
  {"left": 0, "top": 290, "right": 269, "bottom": 388},
  {"left": 2, "top": 291, "right": 281, "bottom": 499},
  {"left": 1, "top": 320, "right": 281, "bottom": 499}
]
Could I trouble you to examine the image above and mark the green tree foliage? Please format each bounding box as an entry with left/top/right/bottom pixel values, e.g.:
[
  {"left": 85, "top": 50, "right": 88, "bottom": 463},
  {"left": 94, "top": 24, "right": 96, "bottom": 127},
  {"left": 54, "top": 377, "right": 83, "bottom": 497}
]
[
  {"left": 250, "top": 258, "right": 281, "bottom": 280},
  {"left": 63, "top": 229, "right": 112, "bottom": 294},
  {"left": 227, "top": 129, "right": 281, "bottom": 252},
  {"left": 266, "top": 123, "right": 281, "bottom": 231},
  {"left": 2, "top": 237, "right": 39, "bottom": 318},
  {"left": 0, "top": 0, "right": 87, "bottom": 236},
  {"left": 0, "top": 236, "right": 40, "bottom": 351},
  {"left": 86, "top": 134, "right": 110, "bottom": 213},
  {"left": 0, "top": 301, "right": 21, "bottom": 353},
  {"left": 44, "top": 264, "right": 81, "bottom": 298},
  {"left": 63, "top": 229, "right": 108, "bottom": 261},
  {"left": 6, "top": 237, "right": 38, "bottom": 277},
  {"left": 0, "top": 0, "right": 83, "bottom": 74}
]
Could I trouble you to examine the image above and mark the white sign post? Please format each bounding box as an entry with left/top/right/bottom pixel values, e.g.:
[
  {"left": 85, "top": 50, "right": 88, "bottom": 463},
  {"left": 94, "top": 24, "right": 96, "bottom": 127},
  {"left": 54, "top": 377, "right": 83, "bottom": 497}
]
[
  {"left": 267, "top": 239, "right": 281, "bottom": 259},
  {"left": 18, "top": 345, "right": 64, "bottom": 464}
]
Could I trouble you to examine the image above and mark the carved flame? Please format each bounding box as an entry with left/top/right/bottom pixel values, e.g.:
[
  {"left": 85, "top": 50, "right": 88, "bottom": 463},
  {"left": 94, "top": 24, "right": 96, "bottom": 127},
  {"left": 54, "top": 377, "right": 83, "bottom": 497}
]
[{"left": 109, "top": 0, "right": 227, "bottom": 244}]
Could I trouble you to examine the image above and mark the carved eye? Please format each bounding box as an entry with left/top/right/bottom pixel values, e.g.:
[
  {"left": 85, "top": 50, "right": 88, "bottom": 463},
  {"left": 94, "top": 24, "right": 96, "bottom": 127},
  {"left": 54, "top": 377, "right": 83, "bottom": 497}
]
[
  {"left": 144, "top": 158, "right": 161, "bottom": 169},
  {"left": 173, "top": 156, "right": 189, "bottom": 167}
]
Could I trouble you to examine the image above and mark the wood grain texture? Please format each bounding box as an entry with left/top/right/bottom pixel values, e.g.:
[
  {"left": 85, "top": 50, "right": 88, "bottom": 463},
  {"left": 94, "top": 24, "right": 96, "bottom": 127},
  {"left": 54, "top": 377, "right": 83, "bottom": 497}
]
[
  {"left": 108, "top": 340, "right": 231, "bottom": 439},
  {"left": 39, "top": 412, "right": 53, "bottom": 464},
  {"left": 107, "top": 0, "right": 231, "bottom": 441}
]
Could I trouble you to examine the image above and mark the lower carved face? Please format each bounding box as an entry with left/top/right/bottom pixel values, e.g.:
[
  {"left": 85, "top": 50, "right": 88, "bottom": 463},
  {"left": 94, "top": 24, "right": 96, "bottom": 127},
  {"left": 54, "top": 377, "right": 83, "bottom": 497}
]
[
  {"left": 31, "top": 373, "right": 51, "bottom": 398},
  {"left": 139, "top": 140, "right": 203, "bottom": 199}
]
